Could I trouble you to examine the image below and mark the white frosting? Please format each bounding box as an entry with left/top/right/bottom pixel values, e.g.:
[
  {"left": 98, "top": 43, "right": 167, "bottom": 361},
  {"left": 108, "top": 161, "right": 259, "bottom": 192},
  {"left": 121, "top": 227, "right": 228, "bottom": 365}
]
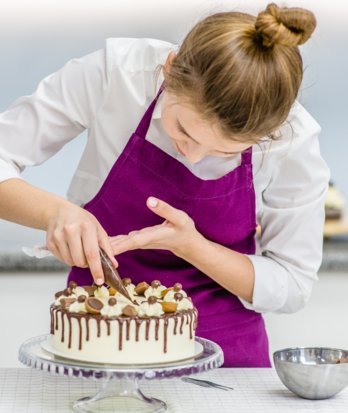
[
  {"left": 55, "top": 286, "right": 90, "bottom": 305},
  {"left": 54, "top": 294, "right": 69, "bottom": 306},
  {"left": 114, "top": 292, "right": 135, "bottom": 305},
  {"left": 126, "top": 283, "right": 136, "bottom": 296},
  {"left": 94, "top": 286, "right": 110, "bottom": 299},
  {"left": 177, "top": 298, "right": 194, "bottom": 311},
  {"left": 68, "top": 301, "right": 87, "bottom": 313},
  {"left": 163, "top": 289, "right": 187, "bottom": 302},
  {"left": 100, "top": 303, "right": 124, "bottom": 317},
  {"left": 138, "top": 301, "right": 164, "bottom": 317},
  {"left": 73, "top": 286, "right": 90, "bottom": 298},
  {"left": 144, "top": 285, "right": 167, "bottom": 299}
]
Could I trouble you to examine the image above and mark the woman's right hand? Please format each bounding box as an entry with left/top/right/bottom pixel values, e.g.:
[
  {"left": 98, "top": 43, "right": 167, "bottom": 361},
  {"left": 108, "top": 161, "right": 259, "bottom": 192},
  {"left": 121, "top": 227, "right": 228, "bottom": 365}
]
[{"left": 45, "top": 201, "right": 118, "bottom": 285}]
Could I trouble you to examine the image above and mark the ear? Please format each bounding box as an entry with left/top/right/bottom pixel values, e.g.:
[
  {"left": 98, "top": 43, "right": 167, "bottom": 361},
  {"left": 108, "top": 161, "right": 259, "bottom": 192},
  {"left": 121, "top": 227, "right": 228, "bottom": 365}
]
[{"left": 163, "top": 51, "right": 176, "bottom": 76}]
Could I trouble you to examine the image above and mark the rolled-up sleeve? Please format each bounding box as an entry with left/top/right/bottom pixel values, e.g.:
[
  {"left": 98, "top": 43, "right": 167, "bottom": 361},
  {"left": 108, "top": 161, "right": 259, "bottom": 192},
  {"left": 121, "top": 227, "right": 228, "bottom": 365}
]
[
  {"left": 240, "top": 104, "right": 330, "bottom": 314},
  {"left": 0, "top": 47, "right": 110, "bottom": 183}
]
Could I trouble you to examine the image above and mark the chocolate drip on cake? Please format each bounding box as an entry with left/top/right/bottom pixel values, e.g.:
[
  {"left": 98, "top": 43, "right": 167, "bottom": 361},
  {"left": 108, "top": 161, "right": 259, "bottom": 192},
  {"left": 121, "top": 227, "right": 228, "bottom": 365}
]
[
  {"left": 77, "top": 317, "right": 82, "bottom": 350},
  {"left": 97, "top": 319, "right": 101, "bottom": 338},
  {"left": 51, "top": 305, "right": 198, "bottom": 354},
  {"left": 61, "top": 311, "right": 65, "bottom": 342},
  {"left": 55, "top": 310, "right": 59, "bottom": 331},
  {"left": 164, "top": 318, "right": 169, "bottom": 353},
  {"left": 135, "top": 319, "right": 142, "bottom": 341},
  {"left": 145, "top": 319, "right": 150, "bottom": 340},
  {"left": 126, "top": 319, "right": 130, "bottom": 340},
  {"left": 117, "top": 319, "right": 124, "bottom": 350},
  {"left": 85, "top": 318, "right": 89, "bottom": 341},
  {"left": 68, "top": 316, "right": 72, "bottom": 348},
  {"left": 50, "top": 307, "right": 54, "bottom": 334},
  {"left": 173, "top": 315, "right": 178, "bottom": 335}
]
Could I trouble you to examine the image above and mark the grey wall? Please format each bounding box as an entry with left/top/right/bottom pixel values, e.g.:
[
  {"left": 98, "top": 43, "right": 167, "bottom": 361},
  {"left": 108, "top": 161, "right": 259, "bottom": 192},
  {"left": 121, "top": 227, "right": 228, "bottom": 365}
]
[{"left": 0, "top": 0, "right": 347, "bottom": 251}]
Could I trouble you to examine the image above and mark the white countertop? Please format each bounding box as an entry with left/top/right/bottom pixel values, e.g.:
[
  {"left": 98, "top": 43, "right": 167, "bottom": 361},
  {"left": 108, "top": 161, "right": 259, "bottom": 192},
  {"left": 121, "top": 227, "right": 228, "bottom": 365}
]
[{"left": 1, "top": 367, "right": 348, "bottom": 412}]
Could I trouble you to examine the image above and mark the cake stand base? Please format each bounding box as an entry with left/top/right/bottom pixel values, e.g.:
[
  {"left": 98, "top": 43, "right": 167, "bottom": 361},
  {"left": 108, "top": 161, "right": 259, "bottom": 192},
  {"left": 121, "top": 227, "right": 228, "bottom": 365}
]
[
  {"left": 73, "top": 377, "right": 165, "bottom": 413},
  {"left": 19, "top": 334, "right": 223, "bottom": 413}
]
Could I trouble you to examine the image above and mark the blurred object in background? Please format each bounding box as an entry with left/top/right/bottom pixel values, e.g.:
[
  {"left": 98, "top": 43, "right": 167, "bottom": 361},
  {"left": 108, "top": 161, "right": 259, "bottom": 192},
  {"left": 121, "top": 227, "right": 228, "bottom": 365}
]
[
  {"left": 323, "top": 181, "right": 348, "bottom": 239},
  {"left": 325, "top": 181, "right": 345, "bottom": 221}
]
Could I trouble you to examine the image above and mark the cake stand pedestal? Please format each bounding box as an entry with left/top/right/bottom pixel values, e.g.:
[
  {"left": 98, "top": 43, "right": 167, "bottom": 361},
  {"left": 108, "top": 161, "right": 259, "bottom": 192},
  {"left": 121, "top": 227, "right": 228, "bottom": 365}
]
[{"left": 18, "top": 334, "right": 223, "bottom": 413}]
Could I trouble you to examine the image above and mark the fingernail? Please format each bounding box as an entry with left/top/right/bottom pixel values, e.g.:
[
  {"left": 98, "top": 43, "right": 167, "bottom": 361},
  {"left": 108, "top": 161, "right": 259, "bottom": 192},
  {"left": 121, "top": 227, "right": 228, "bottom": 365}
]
[
  {"left": 96, "top": 278, "right": 104, "bottom": 286},
  {"left": 148, "top": 197, "right": 158, "bottom": 208}
]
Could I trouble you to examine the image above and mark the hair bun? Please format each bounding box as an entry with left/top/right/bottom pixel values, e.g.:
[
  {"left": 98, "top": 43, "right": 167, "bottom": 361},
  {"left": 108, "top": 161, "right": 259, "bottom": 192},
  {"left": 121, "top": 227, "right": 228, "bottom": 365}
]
[{"left": 255, "top": 2, "right": 316, "bottom": 47}]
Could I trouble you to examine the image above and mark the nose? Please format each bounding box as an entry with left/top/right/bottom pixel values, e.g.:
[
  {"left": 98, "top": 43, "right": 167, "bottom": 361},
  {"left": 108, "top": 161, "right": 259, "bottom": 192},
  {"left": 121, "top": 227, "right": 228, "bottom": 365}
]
[{"left": 184, "top": 141, "right": 208, "bottom": 164}]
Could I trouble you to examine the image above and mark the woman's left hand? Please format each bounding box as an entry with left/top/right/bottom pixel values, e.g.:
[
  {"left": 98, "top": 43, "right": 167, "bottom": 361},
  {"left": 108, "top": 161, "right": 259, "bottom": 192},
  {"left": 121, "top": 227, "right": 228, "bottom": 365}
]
[{"left": 110, "top": 196, "right": 202, "bottom": 257}]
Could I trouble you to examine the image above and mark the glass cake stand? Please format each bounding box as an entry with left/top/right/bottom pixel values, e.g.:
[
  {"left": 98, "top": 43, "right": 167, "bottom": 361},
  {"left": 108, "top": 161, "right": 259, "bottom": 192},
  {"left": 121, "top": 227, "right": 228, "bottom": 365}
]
[{"left": 18, "top": 334, "right": 224, "bottom": 413}]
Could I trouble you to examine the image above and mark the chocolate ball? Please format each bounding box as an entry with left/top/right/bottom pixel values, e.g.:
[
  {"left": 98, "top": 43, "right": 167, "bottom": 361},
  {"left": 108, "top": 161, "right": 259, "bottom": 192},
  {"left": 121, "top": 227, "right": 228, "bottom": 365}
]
[
  {"left": 173, "top": 283, "right": 182, "bottom": 292},
  {"left": 151, "top": 280, "right": 161, "bottom": 288},
  {"left": 77, "top": 295, "right": 87, "bottom": 303},
  {"left": 68, "top": 281, "right": 77, "bottom": 290},
  {"left": 174, "top": 292, "right": 184, "bottom": 301},
  {"left": 108, "top": 297, "right": 117, "bottom": 306},
  {"left": 122, "top": 277, "right": 132, "bottom": 286},
  {"left": 63, "top": 288, "right": 71, "bottom": 296},
  {"left": 148, "top": 296, "right": 158, "bottom": 305}
]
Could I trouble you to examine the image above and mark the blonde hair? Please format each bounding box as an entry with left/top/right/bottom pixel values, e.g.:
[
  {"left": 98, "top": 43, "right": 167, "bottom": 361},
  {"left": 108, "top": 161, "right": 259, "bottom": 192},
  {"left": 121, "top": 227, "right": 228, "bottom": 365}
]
[{"left": 161, "top": 3, "right": 316, "bottom": 143}]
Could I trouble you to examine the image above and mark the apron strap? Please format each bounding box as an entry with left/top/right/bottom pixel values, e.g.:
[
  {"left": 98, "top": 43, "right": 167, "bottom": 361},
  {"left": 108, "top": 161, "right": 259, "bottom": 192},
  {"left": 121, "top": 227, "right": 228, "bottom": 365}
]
[
  {"left": 241, "top": 146, "right": 252, "bottom": 165},
  {"left": 134, "top": 80, "right": 166, "bottom": 139}
]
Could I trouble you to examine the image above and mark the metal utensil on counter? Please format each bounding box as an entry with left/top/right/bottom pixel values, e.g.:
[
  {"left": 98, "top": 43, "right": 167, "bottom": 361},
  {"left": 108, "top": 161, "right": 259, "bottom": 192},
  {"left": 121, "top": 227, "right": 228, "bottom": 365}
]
[
  {"left": 99, "top": 248, "right": 133, "bottom": 303},
  {"left": 181, "top": 376, "right": 233, "bottom": 391}
]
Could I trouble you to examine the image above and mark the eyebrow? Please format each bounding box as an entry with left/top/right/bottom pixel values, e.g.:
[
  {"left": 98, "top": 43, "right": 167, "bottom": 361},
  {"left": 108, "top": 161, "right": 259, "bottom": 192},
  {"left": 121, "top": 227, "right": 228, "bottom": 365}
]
[{"left": 176, "top": 118, "right": 240, "bottom": 155}]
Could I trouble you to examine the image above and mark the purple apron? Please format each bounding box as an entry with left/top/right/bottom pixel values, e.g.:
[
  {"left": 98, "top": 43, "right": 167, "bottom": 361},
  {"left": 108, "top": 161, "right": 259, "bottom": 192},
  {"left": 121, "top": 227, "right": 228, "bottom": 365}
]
[{"left": 68, "top": 81, "right": 271, "bottom": 367}]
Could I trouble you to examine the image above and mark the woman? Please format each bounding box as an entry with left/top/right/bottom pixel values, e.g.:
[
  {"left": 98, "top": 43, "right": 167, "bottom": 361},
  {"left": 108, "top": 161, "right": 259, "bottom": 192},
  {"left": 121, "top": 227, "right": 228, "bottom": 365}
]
[{"left": 0, "top": 3, "right": 330, "bottom": 366}]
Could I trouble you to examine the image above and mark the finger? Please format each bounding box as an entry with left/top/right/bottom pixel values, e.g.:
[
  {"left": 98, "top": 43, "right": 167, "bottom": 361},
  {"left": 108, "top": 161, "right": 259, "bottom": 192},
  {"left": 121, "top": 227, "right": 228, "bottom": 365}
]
[
  {"left": 56, "top": 241, "right": 75, "bottom": 267},
  {"left": 48, "top": 230, "right": 75, "bottom": 266},
  {"left": 111, "top": 226, "right": 169, "bottom": 255},
  {"left": 109, "top": 234, "right": 128, "bottom": 245},
  {"left": 66, "top": 233, "right": 88, "bottom": 268},
  {"left": 81, "top": 230, "right": 104, "bottom": 286},
  {"left": 111, "top": 235, "right": 143, "bottom": 255},
  {"left": 147, "top": 197, "right": 188, "bottom": 227},
  {"left": 46, "top": 240, "right": 66, "bottom": 265}
]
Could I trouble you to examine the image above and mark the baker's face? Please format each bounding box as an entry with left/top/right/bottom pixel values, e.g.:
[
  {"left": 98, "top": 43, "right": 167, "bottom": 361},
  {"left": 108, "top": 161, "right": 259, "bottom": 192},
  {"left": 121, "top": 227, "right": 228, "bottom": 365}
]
[{"left": 161, "top": 91, "right": 252, "bottom": 164}]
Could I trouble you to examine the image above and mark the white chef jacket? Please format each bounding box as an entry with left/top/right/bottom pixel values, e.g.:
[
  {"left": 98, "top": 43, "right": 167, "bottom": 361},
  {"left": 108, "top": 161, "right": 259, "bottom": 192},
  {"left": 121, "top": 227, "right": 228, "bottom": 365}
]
[{"left": 0, "top": 37, "right": 330, "bottom": 314}]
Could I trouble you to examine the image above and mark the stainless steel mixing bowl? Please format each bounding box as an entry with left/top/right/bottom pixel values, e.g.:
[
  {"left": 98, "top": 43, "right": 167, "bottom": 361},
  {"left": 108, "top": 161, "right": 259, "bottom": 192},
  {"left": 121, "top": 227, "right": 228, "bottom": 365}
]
[{"left": 273, "top": 347, "right": 348, "bottom": 399}]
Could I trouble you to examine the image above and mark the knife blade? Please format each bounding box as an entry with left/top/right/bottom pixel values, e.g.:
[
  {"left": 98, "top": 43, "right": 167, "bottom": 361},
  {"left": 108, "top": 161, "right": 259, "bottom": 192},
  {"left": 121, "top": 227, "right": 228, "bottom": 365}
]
[{"left": 99, "top": 248, "right": 134, "bottom": 303}]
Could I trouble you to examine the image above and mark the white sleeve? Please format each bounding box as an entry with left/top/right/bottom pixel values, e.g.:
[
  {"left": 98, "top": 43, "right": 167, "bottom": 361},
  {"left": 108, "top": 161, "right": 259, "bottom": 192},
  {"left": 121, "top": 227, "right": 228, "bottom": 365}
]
[
  {"left": 0, "top": 47, "right": 110, "bottom": 183},
  {"left": 240, "top": 104, "right": 330, "bottom": 314}
]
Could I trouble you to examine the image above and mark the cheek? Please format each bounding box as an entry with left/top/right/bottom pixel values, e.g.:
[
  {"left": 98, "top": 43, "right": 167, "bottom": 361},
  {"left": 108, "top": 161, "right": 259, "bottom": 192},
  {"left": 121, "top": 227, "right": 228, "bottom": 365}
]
[
  {"left": 161, "top": 115, "right": 175, "bottom": 138},
  {"left": 161, "top": 112, "right": 183, "bottom": 142}
]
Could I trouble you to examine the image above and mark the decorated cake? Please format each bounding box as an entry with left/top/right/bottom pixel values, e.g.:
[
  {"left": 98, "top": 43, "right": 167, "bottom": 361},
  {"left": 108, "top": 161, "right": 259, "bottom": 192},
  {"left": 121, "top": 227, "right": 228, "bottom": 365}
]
[{"left": 49, "top": 279, "right": 198, "bottom": 364}]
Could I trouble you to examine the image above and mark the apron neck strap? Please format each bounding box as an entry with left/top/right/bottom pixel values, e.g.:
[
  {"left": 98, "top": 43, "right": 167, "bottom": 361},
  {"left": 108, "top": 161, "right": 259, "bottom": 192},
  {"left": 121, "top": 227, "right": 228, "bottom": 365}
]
[
  {"left": 134, "top": 81, "right": 166, "bottom": 138},
  {"left": 241, "top": 146, "right": 252, "bottom": 165}
]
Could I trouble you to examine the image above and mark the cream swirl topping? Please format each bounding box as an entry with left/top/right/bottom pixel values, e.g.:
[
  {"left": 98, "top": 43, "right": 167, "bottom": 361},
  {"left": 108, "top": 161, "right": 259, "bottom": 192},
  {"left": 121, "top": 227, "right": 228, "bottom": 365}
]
[
  {"left": 94, "top": 286, "right": 110, "bottom": 299},
  {"left": 138, "top": 301, "right": 164, "bottom": 317},
  {"left": 100, "top": 303, "right": 124, "bottom": 317},
  {"left": 144, "top": 285, "right": 167, "bottom": 299},
  {"left": 68, "top": 301, "right": 87, "bottom": 313},
  {"left": 163, "top": 289, "right": 187, "bottom": 302}
]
